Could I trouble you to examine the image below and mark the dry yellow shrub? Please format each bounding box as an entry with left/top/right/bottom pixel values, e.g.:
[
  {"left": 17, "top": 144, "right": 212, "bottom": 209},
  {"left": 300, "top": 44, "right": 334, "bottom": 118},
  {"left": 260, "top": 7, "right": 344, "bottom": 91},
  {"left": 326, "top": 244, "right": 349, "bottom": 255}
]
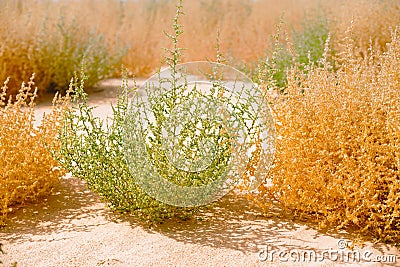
[
  {"left": 329, "top": 0, "right": 400, "bottom": 58},
  {"left": 256, "top": 27, "right": 400, "bottom": 243},
  {"left": 0, "top": 75, "right": 69, "bottom": 225}
]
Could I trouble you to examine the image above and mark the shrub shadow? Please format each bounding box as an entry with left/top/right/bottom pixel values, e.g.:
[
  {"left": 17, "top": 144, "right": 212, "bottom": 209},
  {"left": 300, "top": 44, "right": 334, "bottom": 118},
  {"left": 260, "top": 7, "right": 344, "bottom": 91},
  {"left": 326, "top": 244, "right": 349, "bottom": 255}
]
[
  {"left": 108, "top": 194, "right": 346, "bottom": 253},
  {"left": 0, "top": 176, "right": 113, "bottom": 242},
  {"left": 109, "top": 193, "right": 399, "bottom": 264}
]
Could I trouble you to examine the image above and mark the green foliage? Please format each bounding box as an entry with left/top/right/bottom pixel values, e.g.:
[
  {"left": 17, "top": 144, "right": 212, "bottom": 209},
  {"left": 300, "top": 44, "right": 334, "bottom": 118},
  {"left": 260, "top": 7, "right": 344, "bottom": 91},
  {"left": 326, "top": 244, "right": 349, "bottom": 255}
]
[
  {"left": 292, "top": 13, "right": 330, "bottom": 69},
  {"left": 34, "top": 17, "right": 126, "bottom": 94},
  {"left": 54, "top": 0, "right": 267, "bottom": 219},
  {"left": 146, "top": 1, "right": 231, "bottom": 189},
  {"left": 251, "top": 12, "right": 331, "bottom": 90},
  {"left": 54, "top": 69, "right": 199, "bottom": 223},
  {"left": 54, "top": 1, "right": 204, "bottom": 223}
]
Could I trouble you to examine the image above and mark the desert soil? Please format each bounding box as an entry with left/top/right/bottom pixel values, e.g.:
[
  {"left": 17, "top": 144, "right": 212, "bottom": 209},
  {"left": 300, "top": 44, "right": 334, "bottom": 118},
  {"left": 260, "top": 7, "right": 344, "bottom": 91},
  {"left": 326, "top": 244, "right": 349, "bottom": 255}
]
[{"left": 1, "top": 79, "right": 399, "bottom": 267}]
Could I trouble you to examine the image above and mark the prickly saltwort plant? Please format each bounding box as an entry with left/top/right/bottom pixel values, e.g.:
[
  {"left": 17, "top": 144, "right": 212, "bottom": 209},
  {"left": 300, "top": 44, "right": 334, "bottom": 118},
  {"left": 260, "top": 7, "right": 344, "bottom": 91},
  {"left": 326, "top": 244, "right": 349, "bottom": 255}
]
[
  {"left": 55, "top": 1, "right": 202, "bottom": 222},
  {"left": 56, "top": 0, "right": 275, "bottom": 221}
]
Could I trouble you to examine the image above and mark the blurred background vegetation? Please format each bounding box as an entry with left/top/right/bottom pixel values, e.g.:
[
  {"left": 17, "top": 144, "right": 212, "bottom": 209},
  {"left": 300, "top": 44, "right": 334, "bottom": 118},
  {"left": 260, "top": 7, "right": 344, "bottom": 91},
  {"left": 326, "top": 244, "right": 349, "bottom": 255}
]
[{"left": 1, "top": 0, "right": 399, "bottom": 97}]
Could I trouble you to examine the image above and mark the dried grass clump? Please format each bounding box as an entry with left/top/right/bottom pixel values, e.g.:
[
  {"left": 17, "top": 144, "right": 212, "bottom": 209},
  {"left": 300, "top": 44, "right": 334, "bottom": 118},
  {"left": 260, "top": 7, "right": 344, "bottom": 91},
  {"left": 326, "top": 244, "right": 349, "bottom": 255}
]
[
  {"left": 329, "top": 0, "right": 400, "bottom": 58},
  {"left": 259, "top": 28, "right": 400, "bottom": 243},
  {"left": 0, "top": 0, "right": 124, "bottom": 98},
  {"left": 0, "top": 75, "right": 69, "bottom": 225}
]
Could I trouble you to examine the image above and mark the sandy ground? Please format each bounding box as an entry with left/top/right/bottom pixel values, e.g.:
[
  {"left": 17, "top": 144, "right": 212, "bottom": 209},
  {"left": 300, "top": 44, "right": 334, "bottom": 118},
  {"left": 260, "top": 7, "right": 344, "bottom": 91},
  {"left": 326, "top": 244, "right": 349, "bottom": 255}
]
[{"left": 1, "top": 79, "right": 399, "bottom": 267}]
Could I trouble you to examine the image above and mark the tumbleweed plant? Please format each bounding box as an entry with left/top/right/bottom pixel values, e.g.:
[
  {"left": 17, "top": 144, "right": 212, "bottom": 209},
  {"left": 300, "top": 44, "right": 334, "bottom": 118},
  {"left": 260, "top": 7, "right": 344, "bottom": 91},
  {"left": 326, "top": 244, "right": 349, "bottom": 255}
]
[
  {"left": 255, "top": 26, "right": 400, "bottom": 244},
  {"left": 55, "top": 0, "right": 274, "bottom": 221},
  {"left": 55, "top": 2, "right": 204, "bottom": 222},
  {"left": 56, "top": 71, "right": 200, "bottom": 222},
  {"left": 0, "top": 75, "right": 69, "bottom": 225}
]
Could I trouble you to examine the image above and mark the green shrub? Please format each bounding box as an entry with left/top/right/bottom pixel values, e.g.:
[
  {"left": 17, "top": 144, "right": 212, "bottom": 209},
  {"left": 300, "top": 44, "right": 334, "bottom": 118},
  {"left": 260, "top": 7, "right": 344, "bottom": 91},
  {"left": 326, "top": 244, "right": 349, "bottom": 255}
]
[
  {"left": 54, "top": 71, "right": 200, "bottom": 223},
  {"left": 292, "top": 13, "right": 331, "bottom": 70},
  {"left": 34, "top": 18, "right": 127, "bottom": 94},
  {"left": 252, "top": 12, "right": 331, "bottom": 90},
  {"left": 54, "top": 0, "right": 272, "bottom": 222},
  {"left": 54, "top": 2, "right": 204, "bottom": 223}
]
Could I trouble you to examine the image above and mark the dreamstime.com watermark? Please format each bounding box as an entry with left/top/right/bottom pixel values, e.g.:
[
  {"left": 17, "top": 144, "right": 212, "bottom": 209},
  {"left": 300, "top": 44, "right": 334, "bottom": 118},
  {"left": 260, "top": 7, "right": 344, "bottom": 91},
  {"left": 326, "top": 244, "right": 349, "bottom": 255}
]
[{"left": 258, "top": 240, "right": 398, "bottom": 263}]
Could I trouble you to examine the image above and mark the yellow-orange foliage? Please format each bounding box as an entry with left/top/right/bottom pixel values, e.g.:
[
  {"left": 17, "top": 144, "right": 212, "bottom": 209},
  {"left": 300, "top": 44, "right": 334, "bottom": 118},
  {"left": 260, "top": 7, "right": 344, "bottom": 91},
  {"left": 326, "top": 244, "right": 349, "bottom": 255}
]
[
  {"left": 0, "top": 75, "right": 69, "bottom": 224},
  {"left": 257, "top": 27, "right": 400, "bottom": 243},
  {"left": 329, "top": 0, "right": 400, "bottom": 58}
]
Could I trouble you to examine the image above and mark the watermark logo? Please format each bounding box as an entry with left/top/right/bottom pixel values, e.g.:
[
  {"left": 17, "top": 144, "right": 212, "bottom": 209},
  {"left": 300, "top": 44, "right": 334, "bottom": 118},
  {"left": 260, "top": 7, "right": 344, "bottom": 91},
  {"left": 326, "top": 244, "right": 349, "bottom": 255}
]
[
  {"left": 258, "top": 240, "right": 398, "bottom": 263},
  {"left": 122, "top": 61, "right": 276, "bottom": 207}
]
